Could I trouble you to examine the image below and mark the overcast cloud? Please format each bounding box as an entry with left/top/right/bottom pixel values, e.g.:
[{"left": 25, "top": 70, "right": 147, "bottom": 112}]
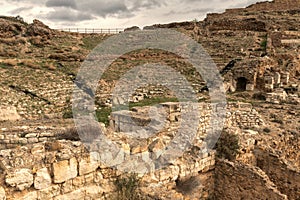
[{"left": 0, "top": 0, "right": 269, "bottom": 28}]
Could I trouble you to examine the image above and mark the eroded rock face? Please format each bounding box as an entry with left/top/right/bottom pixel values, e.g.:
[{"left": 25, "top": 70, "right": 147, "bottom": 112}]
[{"left": 5, "top": 168, "right": 33, "bottom": 191}]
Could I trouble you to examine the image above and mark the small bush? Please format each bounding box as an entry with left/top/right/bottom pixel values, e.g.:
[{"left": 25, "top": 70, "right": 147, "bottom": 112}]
[
  {"left": 215, "top": 130, "right": 240, "bottom": 161},
  {"left": 252, "top": 92, "right": 266, "bottom": 101},
  {"left": 63, "top": 108, "right": 73, "bottom": 119},
  {"left": 260, "top": 34, "right": 268, "bottom": 52},
  {"left": 113, "top": 174, "right": 141, "bottom": 200},
  {"left": 263, "top": 127, "right": 271, "bottom": 133}
]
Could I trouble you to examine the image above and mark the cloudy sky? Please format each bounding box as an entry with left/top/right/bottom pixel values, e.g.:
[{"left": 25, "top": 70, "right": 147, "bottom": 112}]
[{"left": 0, "top": 0, "right": 268, "bottom": 29}]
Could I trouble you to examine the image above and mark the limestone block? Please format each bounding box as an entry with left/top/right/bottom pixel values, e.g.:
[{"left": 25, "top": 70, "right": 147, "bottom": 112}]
[
  {"left": 265, "top": 84, "right": 274, "bottom": 92},
  {"left": 17, "top": 191, "right": 37, "bottom": 200},
  {"left": 34, "top": 168, "right": 51, "bottom": 190},
  {"left": 78, "top": 152, "right": 99, "bottom": 176},
  {"left": 72, "top": 175, "right": 85, "bottom": 186},
  {"left": 0, "top": 187, "right": 5, "bottom": 200},
  {"left": 53, "top": 189, "right": 85, "bottom": 200},
  {"left": 27, "top": 138, "right": 39, "bottom": 144},
  {"left": 61, "top": 179, "right": 73, "bottom": 193},
  {"left": 25, "top": 133, "right": 37, "bottom": 138},
  {"left": 84, "top": 173, "right": 94, "bottom": 184},
  {"left": 5, "top": 168, "right": 33, "bottom": 191},
  {"left": 38, "top": 185, "right": 60, "bottom": 200},
  {"left": 246, "top": 84, "right": 255, "bottom": 91},
  {"left": 53, "top": 158, "right": 78, "bottom": 183},
  {"left": 0, "top": 106, "right": 21, "bottom": 121},
  {"left": 84, "top": 185, "right": 104, "bottom": 199},
  {"left": 31, "top": 144, "right": 45, "bottom": 155}
]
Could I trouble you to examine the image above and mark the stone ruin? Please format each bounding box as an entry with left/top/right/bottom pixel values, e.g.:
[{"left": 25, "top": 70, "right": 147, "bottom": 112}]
[
  {"left": 225, "top": 57, "right": 299, "bottom": 104},
  {"left": 0, "top": 102, "right": 270, "bottom": 199}
]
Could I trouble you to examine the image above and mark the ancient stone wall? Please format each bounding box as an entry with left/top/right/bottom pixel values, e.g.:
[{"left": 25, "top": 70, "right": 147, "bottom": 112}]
[
  {"left": 0, "top": 140, "right": 216, "bottom": 199},
  {"left": 0, "top": 102, "right": 265, "bottom": 199},
  {"left": 254, "top": 148, "right": 300, "bottom": 199},
  {"left": 0, "top": 125, "right": 61, "bottom": 150},
  {"left": 111, "top": 102, "right": 264, "bottom": 134},
  {"left": 0, "top": 141, "right": 109, "bottom": 199}
]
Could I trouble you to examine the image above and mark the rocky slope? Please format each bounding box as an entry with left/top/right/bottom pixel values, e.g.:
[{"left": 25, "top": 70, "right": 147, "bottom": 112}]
[{"left": 0, "top": 0, "right": 299, "bottom": 199}]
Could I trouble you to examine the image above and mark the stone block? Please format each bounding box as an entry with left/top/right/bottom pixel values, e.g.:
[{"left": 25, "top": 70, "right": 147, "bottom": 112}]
[
  {"left": 18, "top": 191, "right": 37, "bottom": 200},
  {"left": 38, "top": 185, "right": 60, "bottom": 200},
  {"left": 34, "top": 168, "right": 51, "bottom": 190},
  {"left": 53, "top": 158, "right": 78, "bottom": 183},
  {"left": 0, "top": 187, "right": 5, "bottom": 200},
  {"left": 27, "top": 138, "right": 39, "bottom": 144},
  {"left": 72, "top": 176, "right": 85, "bottom": 187},
  {"left": 0, "top": 106, "right": 21, "bottom": 121},
  {"left": 61, "top": 179, "right": 73, "bottom": 193},
  {"left": 53, "top": 189, "right": 85, "bottom": 200},
  {"left": 5, "top": 168, "right": 33, "bottom": 191},
  {"left": 246, "top": 84, "right": 255, "bottom": 91},
  {"left": 85, "top": 185, "right": 104, "bottom": 199},
  {"left": 78, "top": 153, "right": 99, "bottom": 176}
]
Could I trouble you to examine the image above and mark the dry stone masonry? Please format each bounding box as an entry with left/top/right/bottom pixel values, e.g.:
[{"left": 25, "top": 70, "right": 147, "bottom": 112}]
[{"left": 0, "top": 102, "right": 265, "bottom": 199}]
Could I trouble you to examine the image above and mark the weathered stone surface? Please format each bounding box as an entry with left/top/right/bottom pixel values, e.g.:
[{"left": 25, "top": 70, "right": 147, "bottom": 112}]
[
  {"left": 84, "top": 185, "right": 104, "bottom": 199},
  {"left": 53, "top": 189, "right": 85, "bottom": 200},
  {"left": 0, "top": 187, "right": 5, "bottom": 200},
  {"left": 5, "top": 168, "right": 33, "bottom": 191},
  {"left": 53, "top": 158, "right": 77, "bottom": 183},
  {"left": 38, "top": 185, "right": 60, "bottom": 200},
  {"left": 17, "top": 191, "right": 37, "bottom": 200},
  {"left": 78, "top": 152, "right": 99, "bottom": 176},
  {"left": 0, "top": 106, "right": 21, "bottom": 121},
  {"left": 34, "top": 168, "right": 51, "bottom": 190}
]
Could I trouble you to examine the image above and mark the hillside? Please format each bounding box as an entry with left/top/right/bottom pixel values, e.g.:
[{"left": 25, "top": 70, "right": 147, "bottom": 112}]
[{"left": 0, "top": 0, "right": 299, "bottom": 199}]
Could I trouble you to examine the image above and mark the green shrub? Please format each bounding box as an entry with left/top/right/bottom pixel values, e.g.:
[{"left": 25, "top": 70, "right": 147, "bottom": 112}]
[
  {"left": 260, "top": 34, "right": 268, "bottom": 52},
  {"left": 263, "top": 127, "right": 271, "bottom": 133},
  {"left": 215, "top": 130, "right": 240, "bottom": 161},
  {"left": 96, "top": 107, "right": 112, "bottom": 126},
  {"left": 129, "top": 97, "right": 178, "bottom": 108},
  {"left": 62, "top": 108, "right": 73, "bottom": 119},
  {"left": 113, "top": 174, "right": 141, "bottom": 200}
]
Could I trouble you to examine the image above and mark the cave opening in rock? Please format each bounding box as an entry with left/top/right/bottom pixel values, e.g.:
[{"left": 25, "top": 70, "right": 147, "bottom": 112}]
[{"left": 236, "top": 77, "right": 248, "bottom": 91}]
